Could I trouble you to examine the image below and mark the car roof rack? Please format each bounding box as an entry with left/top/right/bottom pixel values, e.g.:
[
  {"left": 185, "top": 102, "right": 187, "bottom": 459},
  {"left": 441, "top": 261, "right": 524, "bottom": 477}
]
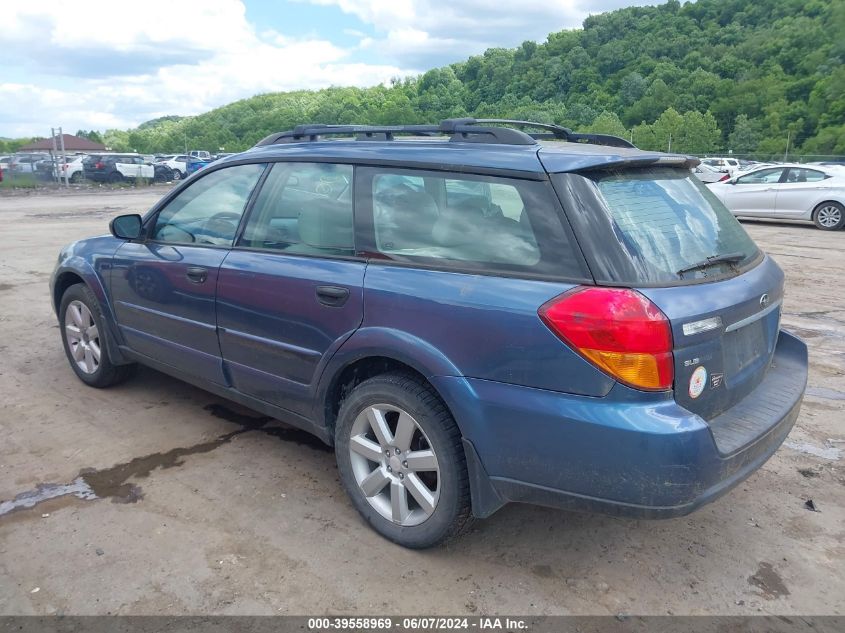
[{"left": 254, "top": 118, "right": 635, "bottom": 149}]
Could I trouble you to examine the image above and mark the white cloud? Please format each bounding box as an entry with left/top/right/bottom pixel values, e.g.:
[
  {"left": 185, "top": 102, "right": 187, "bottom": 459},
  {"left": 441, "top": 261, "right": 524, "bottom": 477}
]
[
  {"left": 0, "top": 0, "right": 410, "bottom": 135},
  {"left": 310, "top": 0, "right": 656, "bottom": 66}
]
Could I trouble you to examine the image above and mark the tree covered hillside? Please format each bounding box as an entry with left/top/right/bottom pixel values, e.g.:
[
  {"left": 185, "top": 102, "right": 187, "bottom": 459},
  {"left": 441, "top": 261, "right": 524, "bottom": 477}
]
[{"left": 104, "top": 0, "right": 844, "bottom": 157}]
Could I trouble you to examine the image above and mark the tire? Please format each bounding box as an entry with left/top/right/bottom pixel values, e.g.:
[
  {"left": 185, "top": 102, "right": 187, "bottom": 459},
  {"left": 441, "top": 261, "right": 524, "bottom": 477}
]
[
  {"left": 813, "top": 202, "right": 845, "bottom": 230},
  {"left": 69, "top": 172, "right": 82, "bottom": 183},
  {"left": 335, "top": 372, "right": 472, "bottom": 548},
  {"left": 172, "top": 170, "right": 182, "bottom": 181},
  {"left": 59, "top": 284, "right": 136, "bottom": 388},
  {"left": 107, "top": 171, "right": 123, "bottom": 184}
]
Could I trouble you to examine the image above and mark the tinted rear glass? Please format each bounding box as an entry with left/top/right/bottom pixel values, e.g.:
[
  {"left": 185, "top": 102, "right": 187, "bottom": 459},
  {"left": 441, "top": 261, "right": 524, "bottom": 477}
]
[
  {"left": 552, "top": 167, "right": 760, "bottom": 285},
  {"left": 359, "top": 167, "right": 589, "bottom": 280}
]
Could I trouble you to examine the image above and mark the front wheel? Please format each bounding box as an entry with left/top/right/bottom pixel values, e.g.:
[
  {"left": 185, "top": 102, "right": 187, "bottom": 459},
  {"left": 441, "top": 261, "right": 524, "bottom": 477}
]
[
  {"left": 813, "top": 202, "right": 845, "bottom": 230},
  {"left": 59, "top": 284, "right": 136, "bottom": 387},
  {"left": 172, "top": 170, "right": 182, "bottom": 181},
  {"left": 334, "top": 372, "right": 472, "bottom": 548}
]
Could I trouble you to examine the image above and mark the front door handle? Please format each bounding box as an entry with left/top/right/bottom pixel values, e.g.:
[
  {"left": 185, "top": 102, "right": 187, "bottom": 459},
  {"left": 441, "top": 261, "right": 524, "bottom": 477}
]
[
  {"left": 186, "top": 266, "right": 208, "bottom": 283},
  {"left": 316, "top": 285, "right": 349, "bottom": 307}
]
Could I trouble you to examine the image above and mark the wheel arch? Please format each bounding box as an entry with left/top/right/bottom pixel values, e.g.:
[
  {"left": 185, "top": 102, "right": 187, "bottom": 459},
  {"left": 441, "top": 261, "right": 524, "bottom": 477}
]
[
  {"left": 321, "top": 355, "right": 449, "bottom": 440},
  {"left": 53, "top": 263, "right": 129, "bottom": 365}
]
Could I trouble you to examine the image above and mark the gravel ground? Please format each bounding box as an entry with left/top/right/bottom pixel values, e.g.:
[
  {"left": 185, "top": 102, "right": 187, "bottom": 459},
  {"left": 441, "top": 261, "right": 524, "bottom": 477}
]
[{"left": 0, "top": 186, "right": 842, "bottom": 616}]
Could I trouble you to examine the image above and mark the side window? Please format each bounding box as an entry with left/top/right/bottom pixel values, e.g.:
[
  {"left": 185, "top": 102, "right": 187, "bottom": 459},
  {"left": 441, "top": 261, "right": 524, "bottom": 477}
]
[
  {"left": 152, "top": 164, "right": 265, "bottom": 246},
  {"left": 239, "top": 162, "right": 354, "bottom": 256},
  {"left": 736, "top": 168, "right": 784, "bottom": 184},
  {"left": 786, "top": 168, "right": 827, "bottom": 183},
  {"left": 365, "top": 168, "right": 585, "bottom": 278}
]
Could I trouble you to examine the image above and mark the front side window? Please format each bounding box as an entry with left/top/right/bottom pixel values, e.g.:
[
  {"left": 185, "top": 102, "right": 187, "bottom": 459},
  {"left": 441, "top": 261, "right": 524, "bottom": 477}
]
[
  {"left": 736, "top": 168, "right": 784, "bottom": 184},
  {"left": 362, "top": 168, "right": 586, "bottom": 278},
  {"left": 152, "top": 163, "right": 265, "bottom": 246},
  {"left": 239, "top": 162, "right": 354, "bottom": 256}
]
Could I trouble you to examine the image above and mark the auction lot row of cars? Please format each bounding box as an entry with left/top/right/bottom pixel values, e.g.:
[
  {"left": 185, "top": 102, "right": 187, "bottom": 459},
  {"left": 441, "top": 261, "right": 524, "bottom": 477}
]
[{"left": 0, "top": 151, "right": 232, "bottom": 184}]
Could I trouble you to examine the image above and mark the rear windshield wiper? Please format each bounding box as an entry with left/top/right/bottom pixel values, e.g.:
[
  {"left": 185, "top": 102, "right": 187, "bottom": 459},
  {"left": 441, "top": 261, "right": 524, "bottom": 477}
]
[{"left": 676, "top": 252, "right": 746, "bottom": 277}]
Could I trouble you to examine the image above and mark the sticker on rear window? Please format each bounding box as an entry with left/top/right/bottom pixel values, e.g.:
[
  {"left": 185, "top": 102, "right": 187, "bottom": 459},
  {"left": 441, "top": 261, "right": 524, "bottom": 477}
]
[{"left": 689, "top": 366, "right": 707, "bottom": 399}]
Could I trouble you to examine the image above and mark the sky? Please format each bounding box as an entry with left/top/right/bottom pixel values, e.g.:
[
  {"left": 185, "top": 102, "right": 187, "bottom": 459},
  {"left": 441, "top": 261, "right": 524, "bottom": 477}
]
[{"left": 0, "top": 0, "right": 656, "bottom": 138}]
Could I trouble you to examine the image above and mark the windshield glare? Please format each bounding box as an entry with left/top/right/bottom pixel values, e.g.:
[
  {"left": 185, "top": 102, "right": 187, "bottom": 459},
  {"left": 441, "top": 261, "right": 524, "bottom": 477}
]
[{"left": 556, "top": 167, "right": 760, "bottom": 285}]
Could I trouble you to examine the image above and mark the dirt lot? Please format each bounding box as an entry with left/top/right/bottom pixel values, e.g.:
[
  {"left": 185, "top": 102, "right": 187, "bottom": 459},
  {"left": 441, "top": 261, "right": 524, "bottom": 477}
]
[{"left": 0, "top": 186, "right": 842, "bottom": 616}]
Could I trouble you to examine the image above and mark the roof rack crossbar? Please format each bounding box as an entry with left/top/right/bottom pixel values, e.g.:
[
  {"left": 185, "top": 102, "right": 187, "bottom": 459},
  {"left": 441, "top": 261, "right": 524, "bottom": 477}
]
[{"left": 254, "top": 118, "right": 636, "bottom": 149}]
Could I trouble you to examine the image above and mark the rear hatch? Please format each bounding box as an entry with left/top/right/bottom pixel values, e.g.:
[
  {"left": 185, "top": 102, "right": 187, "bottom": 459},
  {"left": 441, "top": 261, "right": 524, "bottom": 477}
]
[{"left": 550, "top": 165, "right": 781, "bottom": 420}]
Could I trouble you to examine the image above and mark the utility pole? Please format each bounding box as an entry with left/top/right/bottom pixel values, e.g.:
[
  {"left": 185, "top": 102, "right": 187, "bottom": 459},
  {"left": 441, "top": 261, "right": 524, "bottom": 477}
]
[
  {"left": 667, "top": 133, "right": 672, "bottom": 153},
  {"left": 784, "top": 130, "right": 790, "bottom": 162},
  {"left": 51, "top": 127, "right": 58, "bottom": 184},
  {"left": 59, "top": 126, "right": 68, "bottom": 187}
]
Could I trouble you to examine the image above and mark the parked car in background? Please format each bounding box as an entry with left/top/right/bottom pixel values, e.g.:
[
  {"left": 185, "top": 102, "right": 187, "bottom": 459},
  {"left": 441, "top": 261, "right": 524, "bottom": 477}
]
[
  {"left": 701, "top": 157, "right": 741, "bottom": 176},
  {"left": 153, "top": 163, "right": 175, "bottom": 183},
  {"left": 9, "top": 153, "right": 48, "bottom": 174},
  {"left": 0, "top": 156, "right": 11, "bottom": 170},
  {"left": 707, "top": 163, "right": 845, "bottom": 230},
  {"left": 83, "top": 154, "right": 154, "bottom": 183},
  {"left": 692, "top": 162, "right": 727, "bottom": 183},
  {"left": 56, "top": 155, "right": 88, "bottom": 183},
  {"left": 51, "top": 119, "right": 807, "bottom": 548},
  {"left": 189, "top": 150, "right": 211, "bottom": 160},
  {"left": 155, "top": 155, "right": 189, "bottom": 180},
  {"left": 185, "top": 155, "right": 212, "bottom": 175}
]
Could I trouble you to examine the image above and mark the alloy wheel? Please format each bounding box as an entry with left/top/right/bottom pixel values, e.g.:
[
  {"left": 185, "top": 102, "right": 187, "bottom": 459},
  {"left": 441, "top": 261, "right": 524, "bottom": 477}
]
[
  {"left": 817, "top": 205, "right": 842, "bottom": 228},
  {"left": 348, "top": 404, "right": 440, "bottom": 527},
  {"left": 64, "top": 300, "right": 101, "bottom": 374}
]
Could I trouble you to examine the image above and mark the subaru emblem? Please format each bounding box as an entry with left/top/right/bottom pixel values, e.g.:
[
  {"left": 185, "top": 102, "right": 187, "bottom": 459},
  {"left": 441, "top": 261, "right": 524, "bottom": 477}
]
[{"left": 760, "top": 293, "right": 770, "bottom": 308}]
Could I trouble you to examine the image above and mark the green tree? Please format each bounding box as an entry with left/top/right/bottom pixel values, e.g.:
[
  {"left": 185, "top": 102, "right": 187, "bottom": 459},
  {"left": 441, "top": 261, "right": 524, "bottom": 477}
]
[
  {"left": 727, "top": 114, "right": 761, "bottom": 153},
  {"left": 588, "top": 111, "right": 628, "bottom": 138}
]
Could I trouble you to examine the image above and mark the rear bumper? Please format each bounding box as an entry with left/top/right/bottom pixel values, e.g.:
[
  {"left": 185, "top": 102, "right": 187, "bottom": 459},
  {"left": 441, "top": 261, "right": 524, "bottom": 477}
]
[{"left": 435, "top": 330, "right": 808, "bottom": 519}]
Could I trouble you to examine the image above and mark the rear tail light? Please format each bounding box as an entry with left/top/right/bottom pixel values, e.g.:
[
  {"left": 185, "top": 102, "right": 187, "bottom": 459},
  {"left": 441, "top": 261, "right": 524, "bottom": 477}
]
[
  {"left": 95, "top": 162, "right": 104, "bottom": 169},
  {"left": 539, "top": 287, "right": 674, "bottom": 391},
  {"left": 719, "top": 173, "right": 730, "bottom": 181}
]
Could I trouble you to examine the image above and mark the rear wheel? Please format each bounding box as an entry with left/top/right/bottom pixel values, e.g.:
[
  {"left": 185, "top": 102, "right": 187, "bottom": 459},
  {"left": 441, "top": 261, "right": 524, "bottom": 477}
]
[
  {"left": 60, "top": 284, "right": 136, "bottom": 387},
  {"left": 107, "top": 172, "right": 123, "bottom": 184},
  {"left": 172, "top": 170, "right": 182, "bottom": 181},
  {"left": 334, "top": 372, "right": 471, "bottom": 548},
  {"left": 813, "top": 202, "right": 844, "bottom": 230},
  {"left": 69, "top": 172, "right": 82, "bottom": 183}
]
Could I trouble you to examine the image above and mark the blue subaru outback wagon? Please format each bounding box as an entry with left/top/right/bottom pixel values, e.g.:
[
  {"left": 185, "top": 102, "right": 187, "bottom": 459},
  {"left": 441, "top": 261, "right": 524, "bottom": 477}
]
[{"left": 51, "top": 119, "right": 808, "bottom": 548}]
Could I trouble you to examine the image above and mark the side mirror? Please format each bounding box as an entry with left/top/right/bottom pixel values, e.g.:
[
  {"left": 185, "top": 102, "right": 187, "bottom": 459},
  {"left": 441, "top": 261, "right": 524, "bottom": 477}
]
[{"left": 110, "top": 214, "right": 143, "bottom": 240}]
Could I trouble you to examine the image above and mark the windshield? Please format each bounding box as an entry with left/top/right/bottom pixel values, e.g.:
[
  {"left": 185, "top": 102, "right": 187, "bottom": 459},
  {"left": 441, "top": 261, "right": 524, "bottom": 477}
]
[{"left": 552, "top": 167, "right": 760, "bottom": 285}]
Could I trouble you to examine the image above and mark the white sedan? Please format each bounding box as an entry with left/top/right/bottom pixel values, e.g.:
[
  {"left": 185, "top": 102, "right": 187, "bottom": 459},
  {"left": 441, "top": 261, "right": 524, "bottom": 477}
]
[{"left": 707, "top": 163, "right": 845, "bottom": 230}]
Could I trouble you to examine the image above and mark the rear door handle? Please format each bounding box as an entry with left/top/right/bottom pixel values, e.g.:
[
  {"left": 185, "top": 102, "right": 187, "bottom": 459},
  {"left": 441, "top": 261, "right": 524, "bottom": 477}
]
[
  {"left": 316, "top": 285, "right": 349, "bottom": 307},
  {"left": 186, "top": 266, "right": 208, "bottom": 283}
]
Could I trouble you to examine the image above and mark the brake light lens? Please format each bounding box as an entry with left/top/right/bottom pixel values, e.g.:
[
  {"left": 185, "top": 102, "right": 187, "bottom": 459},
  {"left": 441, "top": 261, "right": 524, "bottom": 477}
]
[
  {"left": 539, "top": 287, "right": 674, "bottom": 391},
  {"left": 719, "top": 173, "right": 730, "bottom": 181},
  {"left": 95, "top": 161, "right": 104, "bottom": 169}
]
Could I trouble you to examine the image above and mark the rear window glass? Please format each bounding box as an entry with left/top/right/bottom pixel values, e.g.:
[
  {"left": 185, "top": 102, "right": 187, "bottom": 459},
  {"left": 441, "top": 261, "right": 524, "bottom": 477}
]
[{"left": 553, "top": 167, "right": 760, "bottom": 284}]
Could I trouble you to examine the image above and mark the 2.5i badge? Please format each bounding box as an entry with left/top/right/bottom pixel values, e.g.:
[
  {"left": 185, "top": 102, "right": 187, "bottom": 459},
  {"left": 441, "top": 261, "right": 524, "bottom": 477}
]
[{"left": 689, "top": 366, "right": 707, "bottom": 399}]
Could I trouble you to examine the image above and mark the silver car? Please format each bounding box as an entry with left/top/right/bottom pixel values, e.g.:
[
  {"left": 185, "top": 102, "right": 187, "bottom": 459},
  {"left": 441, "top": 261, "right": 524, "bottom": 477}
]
[
  {"left": 707, "top": 163, "right": 845, "bottom": 230},
  {"left": 691, "top": 162, "right": 727, "bottom": 183}
]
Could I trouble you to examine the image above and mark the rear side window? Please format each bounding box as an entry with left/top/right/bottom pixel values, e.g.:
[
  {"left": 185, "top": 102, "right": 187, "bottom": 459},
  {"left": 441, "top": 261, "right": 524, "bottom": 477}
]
[
  {"left": 553, "top": 167, "right": 760, "bottom": 285},
  {"left": 359, "top": 167, "right": 586, "bottom": 279}
]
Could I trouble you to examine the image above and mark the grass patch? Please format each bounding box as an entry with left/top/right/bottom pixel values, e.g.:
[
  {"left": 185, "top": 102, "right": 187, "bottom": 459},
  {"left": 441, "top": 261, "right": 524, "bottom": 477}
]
[{"left": 0, "top": 174, "right": 39, "bottom": 189}]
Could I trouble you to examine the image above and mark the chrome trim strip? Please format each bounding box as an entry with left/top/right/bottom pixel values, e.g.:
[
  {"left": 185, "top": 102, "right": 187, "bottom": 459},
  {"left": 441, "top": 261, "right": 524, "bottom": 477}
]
[{"left": 724, "top": 299, "right": 782, "bottom": 333}]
